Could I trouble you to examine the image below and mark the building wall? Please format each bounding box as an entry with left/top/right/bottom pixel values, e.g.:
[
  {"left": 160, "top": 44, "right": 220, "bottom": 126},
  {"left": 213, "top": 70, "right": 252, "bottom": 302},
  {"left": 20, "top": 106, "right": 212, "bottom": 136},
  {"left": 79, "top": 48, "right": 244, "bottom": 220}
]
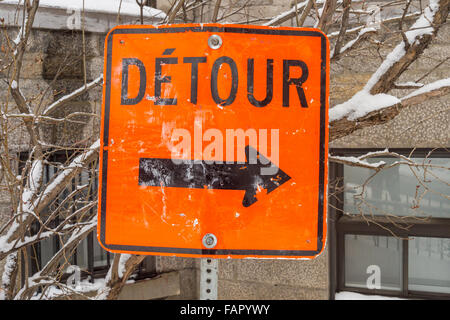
[
  {"left": 157, "top": 0, "right": 292, "bottom": 24},
  {"left": 217, "top": 247, "right": 329, "bottom": 299}
]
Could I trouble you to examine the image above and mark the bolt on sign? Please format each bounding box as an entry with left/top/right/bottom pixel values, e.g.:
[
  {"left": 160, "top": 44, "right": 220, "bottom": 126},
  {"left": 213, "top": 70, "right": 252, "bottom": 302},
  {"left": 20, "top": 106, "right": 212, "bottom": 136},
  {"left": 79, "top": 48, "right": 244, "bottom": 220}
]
[{"left": 98, "top": 24, "right": 329, "bottom": 259}]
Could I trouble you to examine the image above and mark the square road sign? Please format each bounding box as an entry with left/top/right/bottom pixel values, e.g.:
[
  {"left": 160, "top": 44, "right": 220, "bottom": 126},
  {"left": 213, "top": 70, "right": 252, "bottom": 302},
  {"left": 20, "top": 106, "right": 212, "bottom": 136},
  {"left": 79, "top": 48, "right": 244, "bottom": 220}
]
[{"left": 98, "top": 24, "right": 329, "bottom": 259}]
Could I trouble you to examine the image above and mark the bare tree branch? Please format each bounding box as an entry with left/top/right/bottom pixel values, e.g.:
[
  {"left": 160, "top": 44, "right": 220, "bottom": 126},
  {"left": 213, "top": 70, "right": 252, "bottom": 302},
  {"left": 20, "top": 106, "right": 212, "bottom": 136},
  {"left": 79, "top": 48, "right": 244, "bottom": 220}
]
[
  {"left": 263, "top": 1, "right": 309, "bottom": 26},
  {"left": 166, "top": 0, "right": 187, "bottom": 23},
  {"left": 330, "top": 78, "right": 450, "bottom": 140},
  {"left": 95, "top": 254, "right": 146, "bottom": 300},
  {"left": 317, "top": 0, "right": 337, "bottom": 33},
  {"left": 332, "top": 0, "right": 352, "bottom": 60},
  {"left": 41, "top": 75, "right": 103, "bottom": 116},
  {"left": 367, "top": 0, "right": 449, "bottom": 94}
]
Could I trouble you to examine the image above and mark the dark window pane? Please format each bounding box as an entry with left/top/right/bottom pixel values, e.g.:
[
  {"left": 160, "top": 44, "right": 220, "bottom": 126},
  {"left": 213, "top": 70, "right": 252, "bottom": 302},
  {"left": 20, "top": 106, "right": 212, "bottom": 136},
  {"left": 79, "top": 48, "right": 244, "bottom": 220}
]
[
  {"left": 345, "top": 234, "right": 402, "bottom": 291},
  {"left": 343, "top": 157, "right": 450, "bottom": 218},
  {"left": 40, "top": 237, "right": 56, "bottom": 269},
  {"left": 93, "top": 239, "right": 108, "bottom": 268},
  {"left": 76, "top": 237, "right": 89, "bottom": 270},
  {"left": 408, "top": 237, "right": 450, "bottom": 294}
]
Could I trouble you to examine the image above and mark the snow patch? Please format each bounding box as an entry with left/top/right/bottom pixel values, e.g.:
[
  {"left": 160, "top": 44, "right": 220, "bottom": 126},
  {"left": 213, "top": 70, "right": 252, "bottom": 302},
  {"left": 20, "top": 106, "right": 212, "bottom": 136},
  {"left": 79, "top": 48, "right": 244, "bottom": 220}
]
[
  {"left": 118, "top": 254, "right": 132, "bottom": 278},
  {"left": 395, "top": 81, "right": 423, "bottom": 88},
  {"left": 263, "top": 2, "right": 307, "bottom": 26},
  {"left": 402, "top": 78, "right": 450, "bottom": 100},
  {"left": 329, "top": 91, "right": 400, "bottom": 121},
  {"left": 332, "top": 27, "right": 376, "bottom": 57},
  {"left": 2, "top": 0, "right": 166, "bottom": 19},
  {"left": 330, "top": 155, "right": 386, "bottom": 168},
  {"left": 335, "top": 291, "right": 406, "bottom": 300}
]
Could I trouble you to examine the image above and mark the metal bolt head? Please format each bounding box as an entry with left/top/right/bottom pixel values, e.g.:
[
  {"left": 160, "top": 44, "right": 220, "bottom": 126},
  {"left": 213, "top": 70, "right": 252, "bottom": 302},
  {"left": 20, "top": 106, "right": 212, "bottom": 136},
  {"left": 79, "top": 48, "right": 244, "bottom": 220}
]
[
  {"left": 202, "top": 233, "right": 217, "bottom": 248},
  {"left": 208, "top": 35, "right": 222, "bottom": 49}
]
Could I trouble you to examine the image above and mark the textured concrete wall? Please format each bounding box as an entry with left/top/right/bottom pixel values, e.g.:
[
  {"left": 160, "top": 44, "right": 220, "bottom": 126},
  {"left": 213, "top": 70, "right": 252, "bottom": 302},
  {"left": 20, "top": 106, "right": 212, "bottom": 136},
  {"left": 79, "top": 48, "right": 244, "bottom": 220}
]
[
  {"left": 154, "top": 256, "right": 201, "bottom": 299},
  {"left": 157, "top": 0, "right": 292, "bottom": 24},
  {"left": 218, "top": 246, "right": 329, "bottom": 299}
]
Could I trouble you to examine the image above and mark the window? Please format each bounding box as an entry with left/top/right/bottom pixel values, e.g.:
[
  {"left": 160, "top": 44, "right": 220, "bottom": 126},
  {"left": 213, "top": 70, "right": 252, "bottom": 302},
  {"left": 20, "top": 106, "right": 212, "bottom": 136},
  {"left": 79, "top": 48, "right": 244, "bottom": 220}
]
[
  {"left": 145, "top": 0, "right": 157, "bottom": 7},
  {"left": 329, "top": 148, "right": 450, "bottom": 299},
  {"left": 20, "top": 151, "right": 156, "bottom": 286}
]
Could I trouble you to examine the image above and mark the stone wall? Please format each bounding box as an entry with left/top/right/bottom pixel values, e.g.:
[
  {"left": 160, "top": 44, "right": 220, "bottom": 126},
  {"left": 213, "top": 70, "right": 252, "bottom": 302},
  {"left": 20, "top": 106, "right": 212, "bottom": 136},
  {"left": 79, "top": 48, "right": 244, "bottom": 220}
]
[
  {"left": 157, "top": 0, "right": 293, "bottom": 24},
  {"left": 218, "top": 247, "right": 329, "bottom": 299}
]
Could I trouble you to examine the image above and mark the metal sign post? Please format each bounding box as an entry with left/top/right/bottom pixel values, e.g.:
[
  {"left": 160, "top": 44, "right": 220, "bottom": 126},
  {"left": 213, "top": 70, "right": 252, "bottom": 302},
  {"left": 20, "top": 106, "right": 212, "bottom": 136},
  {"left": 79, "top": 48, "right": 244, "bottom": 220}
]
[{"left": 199, "top": 258, "right": 218, "bottom": 300}]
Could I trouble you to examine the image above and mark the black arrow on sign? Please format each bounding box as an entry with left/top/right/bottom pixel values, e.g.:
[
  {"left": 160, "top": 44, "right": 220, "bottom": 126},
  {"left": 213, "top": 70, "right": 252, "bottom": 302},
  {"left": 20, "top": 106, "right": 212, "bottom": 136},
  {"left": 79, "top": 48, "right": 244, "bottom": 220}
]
[{"left": 138, "top": 146, "right": 291, "bottom": 207}]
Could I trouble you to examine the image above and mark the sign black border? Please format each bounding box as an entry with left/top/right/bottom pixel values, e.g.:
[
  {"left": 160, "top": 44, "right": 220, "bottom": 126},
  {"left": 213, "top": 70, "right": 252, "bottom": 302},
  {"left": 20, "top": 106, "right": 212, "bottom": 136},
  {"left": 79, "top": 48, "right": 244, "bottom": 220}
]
[{"left": 99, "top": 25, "right": 328, "bottom": 257}]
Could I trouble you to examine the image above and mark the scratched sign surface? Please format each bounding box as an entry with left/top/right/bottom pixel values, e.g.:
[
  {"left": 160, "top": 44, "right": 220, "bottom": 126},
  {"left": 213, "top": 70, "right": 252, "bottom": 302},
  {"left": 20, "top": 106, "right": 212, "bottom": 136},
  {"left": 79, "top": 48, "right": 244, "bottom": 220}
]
[{"left": 98, "top": 24, "right": 329, "bottom": 259}]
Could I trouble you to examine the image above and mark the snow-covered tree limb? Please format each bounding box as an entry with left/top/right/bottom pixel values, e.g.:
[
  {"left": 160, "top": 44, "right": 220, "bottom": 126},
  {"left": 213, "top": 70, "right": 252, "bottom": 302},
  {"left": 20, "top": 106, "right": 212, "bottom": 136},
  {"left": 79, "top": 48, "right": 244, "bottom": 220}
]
[
  {"left": 331, "top": 26, "right": 377, "bottom": 60},
  {"left": 165, "top": 0, "right": 187, "bottom": 23},
  {"left": 0, "top": 252, "right": 18, "bottom": 300},
  {"left": 331, "top": 0, "right": 351, "bottom": 61},
  {"left": 366, "top": 0, "right": 449, "bottom": 95},
  {"left": 0, "top": 0, "right": 448, "bottom": 301},
  {"left": 327, "top": 11, "right": 421, "bottom": 39},
  {"left": 329, "top": 0, "right": 449, "bottom": 140},
  {"left": 263, "top": 0, "right": 309, "bottom": 26},
  {"left": 329, "top": 77, "right": 450, "bottom": 140},
  {"left": 0, "top": 140, "right": 99, "bottom": 250},
  {"left": 41, "top": 75, "right": 103, "bottom": 116},
  {"left": 329, "top": 155, "right": 386, "bottom": 170},
  {"left": 95, "top": 254, "right": 145, "bottom": 300},
  {"left": 317, "top": 0, "right": 337, "bottom": 33},
  {"left": 13, "top": 216, "right": 97, "bottom": 300}
]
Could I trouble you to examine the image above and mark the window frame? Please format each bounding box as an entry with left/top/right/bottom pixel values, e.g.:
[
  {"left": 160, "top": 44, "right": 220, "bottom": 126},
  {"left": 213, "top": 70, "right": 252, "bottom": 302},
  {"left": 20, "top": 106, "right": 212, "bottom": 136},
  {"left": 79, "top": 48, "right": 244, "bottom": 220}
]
[{"left": 329, "top": 148, "right": 450, "bottom": 300}]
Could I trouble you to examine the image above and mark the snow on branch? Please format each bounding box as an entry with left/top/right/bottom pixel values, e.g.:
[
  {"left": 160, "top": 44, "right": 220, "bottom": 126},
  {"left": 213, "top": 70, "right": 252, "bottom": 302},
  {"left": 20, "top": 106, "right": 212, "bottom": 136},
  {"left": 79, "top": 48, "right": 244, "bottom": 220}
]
[
  {"left": 328, "top": 25, "right": 364, "bottom": 38},
  {"left": 365, "top": 0, "right": 447, "bottom": 95},
  {"left": 30, "top": 276, "right": 105, "bottom": 300},
  {"left": 401, "top": 78, "right": 450, "bottom": 104},
  {"left": 327, "top": 11, "right": 422, "bottom": 40},
  {"left": 34, "top": 139, "right": 100, "bottom": 214},
  {"left": 0, "top": 207, "right": 95, "bottom": 260},
  {"left": 42, "top": 75, "right": 103, "bottom": 116},
  {"left": 329, "top": 77, "right": 450, "bottom": 140},
  {"left": 328, "top": 0, "right": 449, "bottom": 140},
  {"left": 331, "top": 27, "right": 377, "bottom": 59},
  {"left": 13, "top": 216, "right": 97, "bottom": 300},
  {"left": 0, "top": 140, "right": 99, "bottom": 248},
  {"left": 329, "top": 155, "right": 386, "bottom": 170},
  {"left": 95, "top": 254, "right": 145, "bottom": 300},
  {"left": 263, "top": 0, "right": 312, "bottom": 26},
  {"left": 39, "top": 217, "right": 97, "bottom": 276},
  {"left": 329, "top": 91, "right": 401, "bottom": 122},
  {"left": 317, "top": 0, "right": 337, "bottom": 33}
]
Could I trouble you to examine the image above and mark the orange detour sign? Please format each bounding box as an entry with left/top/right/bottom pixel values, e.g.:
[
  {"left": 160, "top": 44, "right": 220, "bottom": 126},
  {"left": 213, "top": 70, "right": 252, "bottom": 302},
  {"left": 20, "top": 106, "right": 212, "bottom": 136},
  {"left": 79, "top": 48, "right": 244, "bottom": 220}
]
[{"left": 98, "top": 24, "right": 329, "bottom": 259}]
